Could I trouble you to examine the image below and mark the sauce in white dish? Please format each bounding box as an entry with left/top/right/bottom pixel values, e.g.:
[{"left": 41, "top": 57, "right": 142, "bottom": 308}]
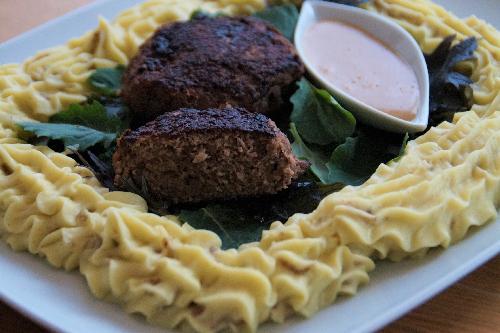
[{"left": 302, "top": 20, "right": 420, "bottom": 121}]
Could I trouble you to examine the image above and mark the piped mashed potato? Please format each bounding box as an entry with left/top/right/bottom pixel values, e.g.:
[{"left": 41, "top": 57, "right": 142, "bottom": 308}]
[{"left": 0, "top": 0, "right": 498, "bottom": 332}]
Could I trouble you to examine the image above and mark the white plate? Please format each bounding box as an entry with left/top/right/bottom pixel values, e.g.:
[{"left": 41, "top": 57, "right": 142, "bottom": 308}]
[{"left": 0, "top": 1, "right": 499, "bottom": 333}]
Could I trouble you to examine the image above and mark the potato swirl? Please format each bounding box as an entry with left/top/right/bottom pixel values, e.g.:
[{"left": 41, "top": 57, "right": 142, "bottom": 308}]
[{"left": 0, "top": 0, "right": 498, "bottom": 332}]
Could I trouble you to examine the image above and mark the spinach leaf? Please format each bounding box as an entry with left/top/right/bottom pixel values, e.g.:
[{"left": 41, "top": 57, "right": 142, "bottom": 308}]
[
  {"left": 290, "top": 123, "right": 331, "bottom": 183},
  {"left": 88, "top": 66, "right": 125, "bottom": 96},
  {"left": 95, "top": 96, "right": 131, "bottom": 130},
  {"left": 291, "top": 78, "right": 356, "bottom": 145},
  {"left": 291, "top": 122, "right": 407, "bottom": 186},
  {"left": 326, "top": 128, "right": 404, "bottom": 185},
  {"left": 425, "top": 35, "right": 477, "bottom": 126},
  {"left": 267, "top": 0, "right": 368, "bottom": 7},
  {"left": 326, "top": 137, "right": 367, "bottom": 186},
  {"left": 18, "top": 122, "right": 116, "bottom": 151},
  {"left": 190, "top": 9, "right": 224, "bottom": 20},
  {"left": 179, "top": 181, "right": 340, "bottom": 249},
  {"left": 19, "top": 96, "right": 129, "bottom": 153},
  {"left": 398, "top": 132, "right": 409, "bottom": 157},
  {"left": 325, "top": 0, "right": 369, "bottom": 5},
  {"left": 180, "top": 206, "right": 264, "bottom": 249},
  {"left": 253, "top": 4, "right": 299, "bottom": 40},
  {"left": 50, "top": 99, "right": 127, "bottom": 133}
]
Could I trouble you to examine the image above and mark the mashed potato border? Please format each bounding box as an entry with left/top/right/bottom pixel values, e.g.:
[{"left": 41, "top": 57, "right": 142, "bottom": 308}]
[{"left": 0, "top": 0, "right": 498, "bottom": 332}]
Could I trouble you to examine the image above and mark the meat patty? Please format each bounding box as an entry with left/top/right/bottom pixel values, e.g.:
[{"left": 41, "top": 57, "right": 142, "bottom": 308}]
[
  {"left": 113, "top": 107, "right": 309, "bottom": 204},
  {"left": 122, "top": 16, "right": 304, "bottom": 125}
]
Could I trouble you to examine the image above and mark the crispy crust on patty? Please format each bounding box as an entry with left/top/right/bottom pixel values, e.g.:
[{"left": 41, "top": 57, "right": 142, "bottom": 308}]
[{"left": 122, "top": 16, "right": 304, "bottom": 125}]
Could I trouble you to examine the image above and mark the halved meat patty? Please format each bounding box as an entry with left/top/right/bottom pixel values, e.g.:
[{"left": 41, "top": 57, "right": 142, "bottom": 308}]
[
  {"left": 113, "top": 107, "right": 309, "bottom": 204},
  {"left": 122, "top": 16, "right": 304, "bottom": 125}
]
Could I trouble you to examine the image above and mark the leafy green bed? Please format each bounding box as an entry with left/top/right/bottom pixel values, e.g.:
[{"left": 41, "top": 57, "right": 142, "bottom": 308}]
[{"left": 18, "top": 3, "right": 476, "bottom": 249}]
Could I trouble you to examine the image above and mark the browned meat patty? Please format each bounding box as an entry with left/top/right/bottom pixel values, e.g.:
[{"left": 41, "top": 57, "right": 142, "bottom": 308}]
[
  {"left": 113, "top": 107, "right": 309, "bottom": 204},
  {"left": 122, "top": 16, "right": 304, "bottom": 125}
]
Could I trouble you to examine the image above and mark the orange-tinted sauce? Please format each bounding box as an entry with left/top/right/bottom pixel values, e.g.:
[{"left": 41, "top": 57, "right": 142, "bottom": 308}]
[{"left": 302, "top": 20, "right": 420, "bottom": 121}]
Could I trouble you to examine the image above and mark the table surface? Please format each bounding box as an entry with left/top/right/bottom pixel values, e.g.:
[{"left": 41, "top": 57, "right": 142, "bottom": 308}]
[{"left": 0, "top": 1, "right": 499, "bottom": 332}]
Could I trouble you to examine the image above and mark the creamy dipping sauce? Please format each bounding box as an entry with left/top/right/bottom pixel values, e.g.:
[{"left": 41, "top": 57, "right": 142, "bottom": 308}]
[{"left": 302, "top": 20, "right": 420, "bottom": 121}]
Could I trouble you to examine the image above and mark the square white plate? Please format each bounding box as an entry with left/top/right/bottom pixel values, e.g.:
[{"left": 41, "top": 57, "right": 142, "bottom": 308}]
[{"left": 0, "top": 1, "right": 499, "bottom": 332}]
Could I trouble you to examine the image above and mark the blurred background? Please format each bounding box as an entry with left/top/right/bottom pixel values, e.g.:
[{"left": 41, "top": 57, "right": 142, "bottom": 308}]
[{"left": 0, "top": 0, "right": 498, "bottom": 43}]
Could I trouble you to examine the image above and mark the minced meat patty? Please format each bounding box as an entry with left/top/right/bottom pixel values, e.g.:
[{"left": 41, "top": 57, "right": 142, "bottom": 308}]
[
  {"left": 113, "top": 107, "right": 309, "bottom": 204},
  {"left": 122, "top": 16, "right": 304, "bottom": 125}
]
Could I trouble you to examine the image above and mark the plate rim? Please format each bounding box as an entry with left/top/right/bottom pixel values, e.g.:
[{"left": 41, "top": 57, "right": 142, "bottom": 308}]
[
  {"left": 353, "top": 238, "right": 500, "bottom": 333},
  {"left": 0, "top": 1, "right": 499, "bottom": 333}
]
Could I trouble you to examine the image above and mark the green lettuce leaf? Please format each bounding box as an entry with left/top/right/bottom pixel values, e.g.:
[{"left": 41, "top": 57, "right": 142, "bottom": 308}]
[
  {"left": 325, "top": 0, "right": 369, "bottom": 5},
  {"left": 87, "top": 66, "right": 124, "bottom": 96},
  {"left": 291, "top": 122, "right": 407, "bottom": 186},
  {"left": 253, "top": 4, "right": 299, "bottom": 40},
  {"left": 179, "top": 206, "right": 264, "bottom": 249},
  {"left": 18, "top": 122, "right": 116, "bottom": 151},
  {"left": 190, "top": 9, "right": 224, "bottom": 20},
  {"left": 178, "top": 181, "right": 340, "bottom": 249},
  {"left": 326, "top": 128, "right": 408, "bottom": 185},
  {"left": 290, "top": 123, "right": 331, "bottom": 183},
  {"left": 291, "top": 78, "right": 356, "bottom": 145},
  {"left": 50, "top": 100, "right": 126, "bottom": 133},
  {"left": 19, "top": 97, "right": 129, "bottom": 152}
]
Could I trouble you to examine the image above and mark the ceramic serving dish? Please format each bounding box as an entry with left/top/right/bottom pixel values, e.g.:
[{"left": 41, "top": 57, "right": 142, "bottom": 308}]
[{"left": 295, "top": 0, "right": 430, "bottom": 133}]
